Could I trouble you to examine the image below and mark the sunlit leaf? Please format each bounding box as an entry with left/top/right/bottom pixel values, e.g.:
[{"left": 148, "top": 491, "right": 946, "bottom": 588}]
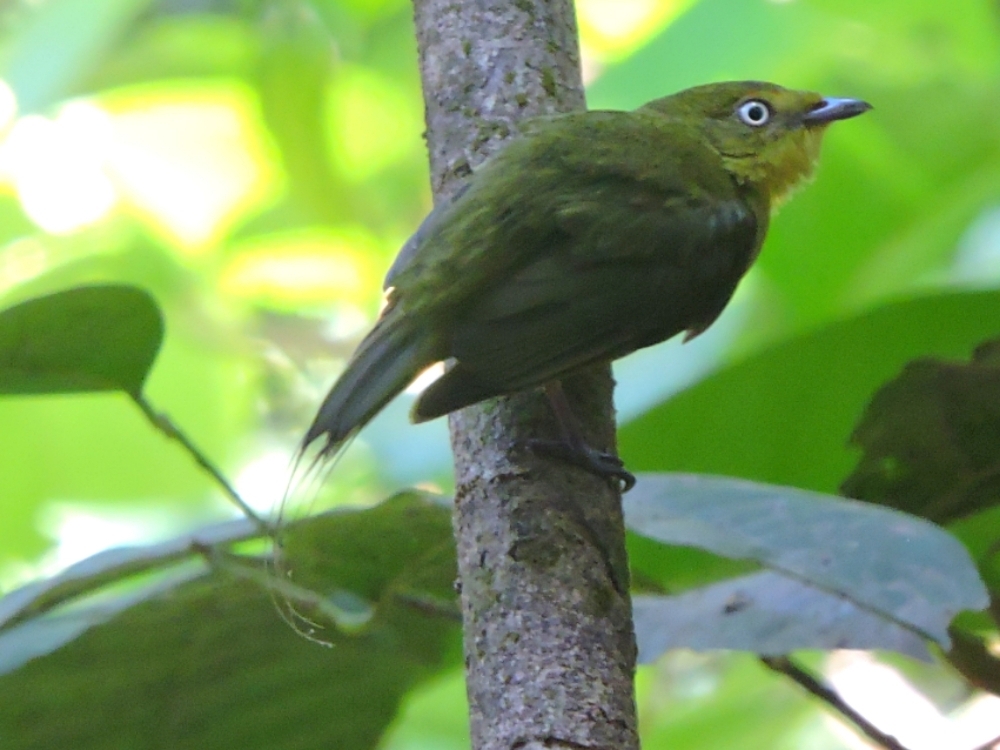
[
  {"left": 101, "top": 82, "right": 280, "bottom": 249},
  {"left": 0, "top": 102, "right": 119, "bottom": 234},
  {"left": 0, "top": 284, "right": 163, "bottom": 397},
  {"left": 221, "top": 226, "right": 381, "bottom": 311},
  {"left": 326, "top": 65, "right": 425, "bottom": 181}
]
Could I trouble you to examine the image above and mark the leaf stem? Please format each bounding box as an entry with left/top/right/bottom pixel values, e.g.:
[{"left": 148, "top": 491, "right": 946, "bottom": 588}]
[
  {"left": 761, "top": 655, "right": 912, "bottom": 750},
  {"left": 132, "top": 394, "right": 272, "bottom": 535}
]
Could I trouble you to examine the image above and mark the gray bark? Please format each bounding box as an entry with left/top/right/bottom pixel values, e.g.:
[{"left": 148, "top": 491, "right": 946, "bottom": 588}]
[{"left": 411, "top": 2, "right": 640, "bottom": 749}]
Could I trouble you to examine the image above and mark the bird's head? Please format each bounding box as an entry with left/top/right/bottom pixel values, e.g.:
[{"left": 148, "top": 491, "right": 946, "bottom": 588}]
[{"left": 642, "top": 81, "right": 871, "bottom": 209}]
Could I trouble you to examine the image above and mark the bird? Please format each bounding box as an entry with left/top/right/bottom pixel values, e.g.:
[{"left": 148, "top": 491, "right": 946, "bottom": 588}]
[{"left": 299, "top": 80, "right": 871, "bottom": 488}]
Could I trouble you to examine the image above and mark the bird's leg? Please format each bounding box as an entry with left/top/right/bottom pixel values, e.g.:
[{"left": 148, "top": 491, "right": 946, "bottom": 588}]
[{"left": 526, "top": 381, "right": 636, "bottom": 492}]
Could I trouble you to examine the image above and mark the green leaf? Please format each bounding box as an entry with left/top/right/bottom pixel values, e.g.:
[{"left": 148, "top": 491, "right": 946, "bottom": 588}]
[
  {"left": 0, "top": 284, "right": 163, "bottom": 397},
  {"left": 0, "top": 567, "right": 202, "bottom": 678},
  {"left": 621, "top": 291, "right": 1000, "bottom": 494},
  {"left": 0, "top": 492, "right": 460, "bottom": 750},
  {"left": 625, "top": 473, "right": 988, "bottom": 650}
]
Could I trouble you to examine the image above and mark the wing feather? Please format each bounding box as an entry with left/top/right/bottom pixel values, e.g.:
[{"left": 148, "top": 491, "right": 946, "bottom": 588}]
[
  {"left": 393, "top": 111, "right": 766, "bottom": 420},
  {"left": 413, "top": 194, "right": 760, "bottom": 420}
]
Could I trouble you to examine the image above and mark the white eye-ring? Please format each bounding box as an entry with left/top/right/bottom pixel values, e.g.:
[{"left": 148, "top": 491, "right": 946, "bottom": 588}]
[{"left": 737, "top": 99, "right": 771, "bottom": 127}]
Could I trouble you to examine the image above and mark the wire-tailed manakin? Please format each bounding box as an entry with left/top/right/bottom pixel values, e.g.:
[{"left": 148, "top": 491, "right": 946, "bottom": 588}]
[{"left": 299, "top": 81, "right": 871, "bottom": 490}]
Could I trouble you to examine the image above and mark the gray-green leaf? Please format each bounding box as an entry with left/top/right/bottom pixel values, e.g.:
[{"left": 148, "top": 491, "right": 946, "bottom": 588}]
[{"left": 625, "top": 473, "right": 988, "bottom": 650}]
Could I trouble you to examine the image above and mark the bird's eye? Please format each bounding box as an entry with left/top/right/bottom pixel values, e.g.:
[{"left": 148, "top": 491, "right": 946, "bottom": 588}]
[{"left": 737, "top": 100, "right": 771, "bottom": 127}]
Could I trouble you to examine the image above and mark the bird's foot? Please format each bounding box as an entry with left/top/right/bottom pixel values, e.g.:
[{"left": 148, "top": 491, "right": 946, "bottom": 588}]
[{"left": 526, "top": 438, "right": 636, "bottom": 493}]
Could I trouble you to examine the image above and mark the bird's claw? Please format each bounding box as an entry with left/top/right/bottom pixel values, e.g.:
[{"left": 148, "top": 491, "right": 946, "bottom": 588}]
[{"left": 525, "top": 438, "right": 636, "bottom": 493}]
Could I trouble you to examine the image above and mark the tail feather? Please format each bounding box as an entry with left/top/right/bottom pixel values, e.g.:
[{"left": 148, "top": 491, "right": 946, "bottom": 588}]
[{"left": 303, "top": 309, "right": 435, "bottom": 456}]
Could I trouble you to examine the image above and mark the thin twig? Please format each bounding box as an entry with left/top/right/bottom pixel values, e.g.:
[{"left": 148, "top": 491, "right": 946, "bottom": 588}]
[
  {"left": 132, "top": 394, "right": 272, "bottom": 535},
  {"left": 760, "top": 656, "right": 913, "bottom": 750}
]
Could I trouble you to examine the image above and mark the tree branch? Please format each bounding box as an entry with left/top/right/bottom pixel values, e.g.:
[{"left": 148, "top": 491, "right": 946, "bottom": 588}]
[{"left": 410, "top": 2, "right": 639, "bottom": 749}]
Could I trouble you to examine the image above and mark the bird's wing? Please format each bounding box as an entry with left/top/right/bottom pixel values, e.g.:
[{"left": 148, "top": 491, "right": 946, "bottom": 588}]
[
  {"left": 413, "top": 188, "right": 761, "bottom": 421},
  {"left": 386, "top": 111, "right": 754, "bottom": 307},
  {"left": 391, "top": 111, "right": 765, "bottom": 419},
  {"left": 463, "top": 199, "right": 756, "bottom": 376}
]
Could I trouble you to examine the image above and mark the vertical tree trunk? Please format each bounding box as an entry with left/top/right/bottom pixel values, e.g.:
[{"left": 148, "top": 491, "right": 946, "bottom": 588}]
[{"left": 411, "top": 3, "right": 640, "bottom": 749}]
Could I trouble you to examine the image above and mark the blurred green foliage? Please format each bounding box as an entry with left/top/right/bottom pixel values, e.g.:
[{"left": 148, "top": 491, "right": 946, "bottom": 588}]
[{"left": 1, "top": 0, "right": 1000, "bottom": 748}]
